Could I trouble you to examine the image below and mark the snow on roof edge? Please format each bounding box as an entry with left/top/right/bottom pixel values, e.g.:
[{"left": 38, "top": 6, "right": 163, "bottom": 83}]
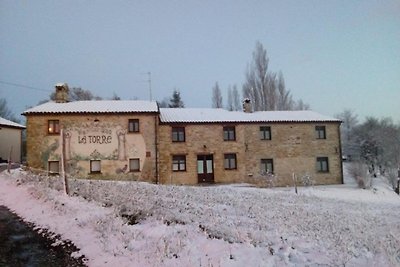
[
  {"left": 23, "top": 100, "right": 159, "bottom": 115},
  {"left": 0, "top": 117, "right": 26, "bottom": 129},
  {"left": 159, "top": 108, "right": 341, "bottom": 123}
]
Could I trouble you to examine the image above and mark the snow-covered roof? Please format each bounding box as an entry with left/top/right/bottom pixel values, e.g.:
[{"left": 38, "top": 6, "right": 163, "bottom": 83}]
[
  {"left": 0, "top": 117, "right": 25, "bottom": 129},
  {"left": 160, "top": 108, "right": 341, "bottom": 123},
  {"left": 23, "top": 100, "right": 159, "bottom": 115}
]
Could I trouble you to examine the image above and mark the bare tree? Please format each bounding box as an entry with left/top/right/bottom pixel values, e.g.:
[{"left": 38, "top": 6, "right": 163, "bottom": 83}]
[
  {"left": 227, "top": 86, "right": 234, "bottom": 111},
  {"left": 242, "top": 41, "right": 270, "bottom": 111},
  {"left": 49, "top": 87, "right": 102, "bottom": 101},
  {"left": 111, "top": 92, "right": 121, "bottom": 100},
  {"left": 335, "top": 109, "right": 359, "bottom": 159},
  {"left": 0, "top": 98, "right": 19, "bottom": 122},
  {"left": 211, "top": 82, "right": 223, "bottom": 108},
  {"left": 294, "top": 99, "right": 310, "bottom": 110},
  {"left": 158, "top": 97, "right": 169, "bottom": 108},
  {"left": 232, "top": 85, "right": 241, "bottom": 111},
  {"left": 243, "top": 41, "right": 309, "bottom": 111},
  {"left": 353, "top": 117, "right": 400, "bottom": 174},
  {"left": 276, "top": 72, "right": 294, "bottom": 110}
]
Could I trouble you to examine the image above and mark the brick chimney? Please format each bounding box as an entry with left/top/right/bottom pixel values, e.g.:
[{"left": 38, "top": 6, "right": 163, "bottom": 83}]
[
  {"left": 243, "top": 98, "right": 252, "bottom": 113},
  {"left": 55, "top": 83, "right": 69, "bottom": 103}
]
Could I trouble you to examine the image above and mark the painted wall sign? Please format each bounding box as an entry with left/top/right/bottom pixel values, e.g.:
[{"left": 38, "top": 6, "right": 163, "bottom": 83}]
[{"left": 78, "top": 135, "right": 112, "bottom": 144}]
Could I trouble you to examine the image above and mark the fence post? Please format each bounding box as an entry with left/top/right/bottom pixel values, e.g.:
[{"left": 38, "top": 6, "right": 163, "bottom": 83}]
[
  {"left": 7, "top": 146, "right": 13, "bottom": 173},
  {"left": 60, "top": 129, "right": 69, "bottom": 195},
  {"left": 293, "top": 172, "right": 298, "bottom": 194}
]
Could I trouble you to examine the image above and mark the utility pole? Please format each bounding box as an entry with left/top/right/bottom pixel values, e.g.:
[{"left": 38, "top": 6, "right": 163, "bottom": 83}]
[{"left": 147, "top": 72, "right": 152, "bottom": 101}]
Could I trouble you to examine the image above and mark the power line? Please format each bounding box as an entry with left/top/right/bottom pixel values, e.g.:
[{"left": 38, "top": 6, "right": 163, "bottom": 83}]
[{"left": 0, "top": 80, "right": 51, "bottom": 92}]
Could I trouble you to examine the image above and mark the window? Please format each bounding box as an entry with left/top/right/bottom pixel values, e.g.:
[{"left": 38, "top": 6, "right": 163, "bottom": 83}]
[
  {"left": 224, "top": 154, "right": 237, "bottom": 170},
  {"left": 129, "top": 158, "right": 140, "bottom": 172},
  {"left": 223, "top": 126, "right": 236, "bottom": 141},
  {"left": 316, "top": 157, "right": 329, "bottom": 172},
  {"left": 48, "top": 120, "right": 60, "bottom": 134},
  {"left": 315, "top": 126, "right": 326, "bottom": 139},
  {"left": 260, "top": 126, "right": 271, "bottom": 140},
  {"left": 172, "top": 127, "right": 185, "bottom": 142},
  {"left": 172, "top": 155, "right": 186, "bottom": 171},
  {"left": 90, "top": 160, "right": 101, "bottom": 173},
  {"left": 48, "top": 161, "right": 60, "bottom": 174},
  {"left": 261, "top": 159, "right": 274, "bottom": 174},
  {"left": 128, "top": 119, "right": 139, "bottom": 133}
]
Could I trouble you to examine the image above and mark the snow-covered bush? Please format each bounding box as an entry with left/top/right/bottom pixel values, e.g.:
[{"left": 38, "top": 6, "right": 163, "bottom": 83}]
[
  {"left": 300, "top": 173, "right": 315, "bottom": 187},
  {"left": 386, "top": 169, "right": 399, "bottom": 190},
  {"left": 348, "top": 162, "right": 371, "bottom": 189},
  {"left": 251, "top": 171, "right": 276, "bottom": 188}
]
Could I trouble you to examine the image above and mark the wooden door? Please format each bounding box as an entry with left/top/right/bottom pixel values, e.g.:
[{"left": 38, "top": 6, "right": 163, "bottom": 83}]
[{"left": 197, "top": 155, "right": 214, "bottom": 183}]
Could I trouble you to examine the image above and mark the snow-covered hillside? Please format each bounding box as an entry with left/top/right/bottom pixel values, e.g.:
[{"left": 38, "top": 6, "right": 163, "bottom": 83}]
[{"left": 0, "top": 166, "right": 399, "bottom": 266}]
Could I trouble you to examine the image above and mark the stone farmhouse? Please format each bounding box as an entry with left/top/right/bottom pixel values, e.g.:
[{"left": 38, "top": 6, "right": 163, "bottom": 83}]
[
  {"left": 0, "top": 117, "right": 25, "bottom": 163},
  {"left": 23, "top": 84, "right": 343, "bottom": 186}
]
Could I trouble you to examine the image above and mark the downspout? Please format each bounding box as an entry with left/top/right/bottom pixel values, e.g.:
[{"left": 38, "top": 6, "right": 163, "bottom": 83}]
[
  {"left": 154, "top": 113, "right": 159, "bottom": 184},
  {"left": 338, "top": 121, "right": 344, "bottom": 184}
]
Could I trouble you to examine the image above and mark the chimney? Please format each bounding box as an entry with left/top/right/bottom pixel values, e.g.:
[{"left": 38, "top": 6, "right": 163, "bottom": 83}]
[
  {"left": 243, "top": 98, "right": 252, "bottom": 113},
  {"left": 55, "top": 83, "right": 69, "bottom": 103}
]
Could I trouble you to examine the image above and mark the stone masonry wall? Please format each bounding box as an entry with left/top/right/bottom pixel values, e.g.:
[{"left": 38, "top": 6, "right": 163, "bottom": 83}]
[
  {"left": 244, "top": 122, "right": 342, "bottom": 186},
  {"left": 26, "top": 113, "right": 158, "bottom": 182},
  {"left": 158, "top": 122, "right": 342, "bottom": 186}
]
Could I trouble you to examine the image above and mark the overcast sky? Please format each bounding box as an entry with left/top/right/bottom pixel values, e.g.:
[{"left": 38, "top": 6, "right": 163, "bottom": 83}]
[{"left": 1, "top": 0, "right": 399, "bottom": 122}]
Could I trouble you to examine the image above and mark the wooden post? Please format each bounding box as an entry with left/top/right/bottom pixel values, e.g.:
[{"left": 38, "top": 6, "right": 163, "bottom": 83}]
[
  {"left": 293, "top": 172, "right": 298, "bottom": 194},
  {"left": 60, "top": 129, "right": 69, "bottom": 195},
  {"left": 7, "top": 146, "right": 13, "bottom": 173}
]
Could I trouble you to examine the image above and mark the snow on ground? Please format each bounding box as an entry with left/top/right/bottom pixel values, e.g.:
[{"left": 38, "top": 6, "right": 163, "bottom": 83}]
[{"left": 0, "top": 164, "right": 399, "bottom": 267}]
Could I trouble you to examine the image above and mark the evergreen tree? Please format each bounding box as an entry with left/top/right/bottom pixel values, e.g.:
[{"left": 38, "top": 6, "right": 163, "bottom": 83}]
[{"left": 168, "top": 89, "right": 184, "bottom": 108}]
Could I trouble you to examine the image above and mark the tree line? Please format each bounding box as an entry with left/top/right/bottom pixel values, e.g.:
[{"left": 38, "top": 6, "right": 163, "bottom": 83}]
[
  {"left": 336, "top": 109, "right": 400, "bottom": 189},
  {"left": 211, "top": 41, "right": 309, "bottom": 111}
]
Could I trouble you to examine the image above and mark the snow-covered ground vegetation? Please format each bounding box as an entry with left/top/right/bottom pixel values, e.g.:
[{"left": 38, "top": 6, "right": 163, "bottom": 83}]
[{"left": 0, "top": 164, "right": 399, "bottom": 266}]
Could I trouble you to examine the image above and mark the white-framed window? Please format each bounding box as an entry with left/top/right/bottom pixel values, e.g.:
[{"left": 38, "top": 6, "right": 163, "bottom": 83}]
[{"left": 90, "top": 160, "right": 101, "bottom": 173}]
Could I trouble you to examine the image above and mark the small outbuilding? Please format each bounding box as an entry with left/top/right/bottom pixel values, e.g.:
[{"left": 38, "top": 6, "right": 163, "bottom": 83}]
[{"left": 0, "top": 117, "right": 25, "bottom": 163}]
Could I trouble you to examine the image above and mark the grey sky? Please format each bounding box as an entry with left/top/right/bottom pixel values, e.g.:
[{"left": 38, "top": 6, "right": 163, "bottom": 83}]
[{"left": 1, "top": 0, "right": 399, "bottom": 122}]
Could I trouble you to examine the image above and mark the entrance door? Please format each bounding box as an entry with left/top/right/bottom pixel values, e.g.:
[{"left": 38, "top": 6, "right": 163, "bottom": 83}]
[{"left": 197, "top": 155, "right": 214, "bottom": 183}]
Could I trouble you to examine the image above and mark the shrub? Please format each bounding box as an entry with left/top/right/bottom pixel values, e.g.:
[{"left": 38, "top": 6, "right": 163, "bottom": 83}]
[{"left": 349, "top": 162, "right": 371, "bottom": 189}]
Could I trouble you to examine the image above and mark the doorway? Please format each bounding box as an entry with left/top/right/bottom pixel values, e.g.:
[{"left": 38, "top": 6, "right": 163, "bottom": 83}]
[{"left": 197, "top": 155, "right": 214, "bottom": 183}]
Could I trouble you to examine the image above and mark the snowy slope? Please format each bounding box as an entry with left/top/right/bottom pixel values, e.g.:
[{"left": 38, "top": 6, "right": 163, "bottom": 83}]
[{"left": 0, "top": 166, "right": 399, "bottom": 266}]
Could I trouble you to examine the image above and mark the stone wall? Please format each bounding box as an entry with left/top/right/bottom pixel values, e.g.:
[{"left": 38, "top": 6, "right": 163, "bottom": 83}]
[
  {"left": 158, "top": 122, "right": 342, "bottom": 186},
  {"left": 158, "top": 123, "right": 248, "bottom": 184},
  {"left": 26, "top": 112, "right": 342, "bottom": 186},
  {"left": 243, "top": 122, "right": 342, "bottom": 186},
  {"left": 26, "top": 113, "right": 158, "bottom": 182}
]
